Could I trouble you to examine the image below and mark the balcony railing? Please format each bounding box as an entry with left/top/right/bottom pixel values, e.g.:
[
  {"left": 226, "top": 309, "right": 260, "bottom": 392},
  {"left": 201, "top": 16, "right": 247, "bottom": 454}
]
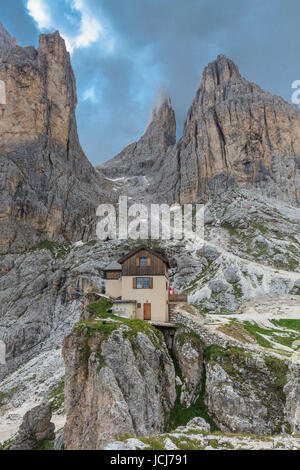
[{"left": 168, "top": 294, "right": 187, "bottom": 303}]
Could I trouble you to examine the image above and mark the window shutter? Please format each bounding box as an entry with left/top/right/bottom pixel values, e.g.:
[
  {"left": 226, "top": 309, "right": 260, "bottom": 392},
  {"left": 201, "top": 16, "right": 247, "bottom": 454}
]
[
  {"left": 136, "top": 258, "right": 140, "bottom": 267},
  {"left": 149, "top": 278, "right": 153, "bottom": 289},
  {"left": 147, "top": 257, "right": 151, "bottom": 267},
  {"left": 133, "top": 278, "right": 137, "bottom": 289}
]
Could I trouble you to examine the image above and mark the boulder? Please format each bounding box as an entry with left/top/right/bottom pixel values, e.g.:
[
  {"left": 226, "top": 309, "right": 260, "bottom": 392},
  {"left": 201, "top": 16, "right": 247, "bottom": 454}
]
[
  {"left": 186, "top": 417, "right": 211, "bottom": 433},
  {"left": 224, "top": 267, "right": 241, "bottom": 284},
  {"left": 196, "top": 245, "right": 221, "bottom": 261},
  {"left": 11, "top": 402, "right": 55, "bottom": 450},
  {"left": 209, "top": 280, "right": 229, "bottom": 293}
]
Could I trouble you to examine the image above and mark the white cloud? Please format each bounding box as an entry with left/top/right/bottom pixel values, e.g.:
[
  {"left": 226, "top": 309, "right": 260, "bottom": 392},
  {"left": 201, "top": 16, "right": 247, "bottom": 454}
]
[
  {"left": 68, "top": 0, "right": 103, "bottom": 50},
  {"left": 27, "top": 0, "right": 52, "bottom": 30},
  {"left": 26, "top": 0, "right": 113, "bottom": 54},
  {"left": 83, "top": 86, "right": 102, "bottom": 104}
]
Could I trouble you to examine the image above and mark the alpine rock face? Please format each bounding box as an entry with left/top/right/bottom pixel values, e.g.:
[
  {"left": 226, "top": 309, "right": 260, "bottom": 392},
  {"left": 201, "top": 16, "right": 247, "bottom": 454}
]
[
  {"left": 106, "top": 55, "right": 300, "bottom": 207},
  {"left": 176, "top": 54, "right": 300, "bottom": 205},
  {"left": 0, "top": 25, "right": 113, "bottom": 255}
]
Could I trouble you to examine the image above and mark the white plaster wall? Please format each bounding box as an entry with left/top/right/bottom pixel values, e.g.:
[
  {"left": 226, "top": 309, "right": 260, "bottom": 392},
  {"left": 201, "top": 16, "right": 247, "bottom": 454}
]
[
  {"left": 112, "top": 303, "right": 136, "bottom": 319},
  {"left": 122, "top": 276, "right": 168, "bottom": 322},
  {"left": 106, "top": 279, "right": 122, "bottom": 298}
]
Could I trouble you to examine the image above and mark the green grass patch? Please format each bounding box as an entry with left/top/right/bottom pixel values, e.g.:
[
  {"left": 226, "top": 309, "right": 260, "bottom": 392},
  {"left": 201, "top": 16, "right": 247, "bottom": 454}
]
[
  {"left": 35, "top": 439, "right": 54, "bottom": 450},
  {"left": 204, "top": 344, "right": 252, "bottom": 363},
  {"left": 33, "top": 240, "right": 70, "bottom": 259},
  {"left": 241, "top": 322, "right": 273, "bottom": 348},
  {"left": 271, "top": 319, "right": 300, "bottom": 333},
  {"left": 167, "top": 368, "right": 218, "bottom": 432},
  {"left": 264, "top": 356, "right": 289, "bottom": 403},
  {"left": 242, "top": 321, "right": 300, "bottom": 350},
  {"left": 86, "top": 297, "right": 114, "bottom": 319}
]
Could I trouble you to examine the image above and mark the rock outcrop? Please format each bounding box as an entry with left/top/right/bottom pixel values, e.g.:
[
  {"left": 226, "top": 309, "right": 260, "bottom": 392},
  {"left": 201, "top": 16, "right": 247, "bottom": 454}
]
[
  {"left": 10, "top": 401, "right": 55, "bottom": 450},
  {"left": 63, "top": 315, "right": 176, "bottom": 450},
  {"left": 170, "top": 307, "right": 300, "bottom": 436},
  {"left": 0, "top": 26, "right": 113, "bottom": 255},
  {"left": 97, "top": 94, "right": 176, "bottom": 185},
  {"left": 204, "top": 345, "right": 289, "bottom": 435},
  {"left": 173, "top": 327, "right": 203, "bottom": 407}
]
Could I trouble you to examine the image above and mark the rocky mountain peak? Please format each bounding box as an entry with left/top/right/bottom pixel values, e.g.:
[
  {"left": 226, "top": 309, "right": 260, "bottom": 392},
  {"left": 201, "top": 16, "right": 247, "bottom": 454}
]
[
  {"left": 200, "top": 54, "right": 241, "bottom": 91},
  {"left": 38, "top": 30, "right": 69, "bottom": 62},
  {"left": 145, "top": 92, "right": 176, "bottom": 145},
  {"left": 0, "top": 21, "right": 17, "bottom": 55},
  {"left": 98, "top": 89, "right": 176, "bottom": 180},
  {"left": 148, "top": 93, "right": 172, "bottom": 125}
]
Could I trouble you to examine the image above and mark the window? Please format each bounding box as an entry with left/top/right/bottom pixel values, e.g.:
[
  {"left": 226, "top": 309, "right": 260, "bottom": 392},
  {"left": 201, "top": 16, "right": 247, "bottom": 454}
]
[
  {"left": 137, "top": 303, "right": 141, "bottom": 308},
  {"left": 133, "top": 277, "right": 153, "bottom": 289},
  {"left": 140, "top": 258, "right": 147, "bottom": 266}
]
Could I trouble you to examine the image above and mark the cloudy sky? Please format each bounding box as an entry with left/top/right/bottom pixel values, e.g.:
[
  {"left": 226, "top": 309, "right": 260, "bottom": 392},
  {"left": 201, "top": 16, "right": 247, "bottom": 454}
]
[{"left": 1, "top": 0, "right": 300, "bottom": 164}]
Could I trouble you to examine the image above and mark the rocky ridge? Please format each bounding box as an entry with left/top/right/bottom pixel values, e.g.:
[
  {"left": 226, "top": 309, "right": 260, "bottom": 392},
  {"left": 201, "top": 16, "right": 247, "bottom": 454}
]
[
  {"left": 97, "top": 94, "right": 176, "bottom": 202},
  {"left": 101, "top": 55, "right": 300, "bottom": 208},
  {"left": 60, "top": 296, "right": 300, "bottom": 449}
]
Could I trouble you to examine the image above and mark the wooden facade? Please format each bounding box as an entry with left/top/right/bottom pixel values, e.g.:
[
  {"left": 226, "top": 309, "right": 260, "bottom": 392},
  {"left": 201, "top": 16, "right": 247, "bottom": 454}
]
[
  {"left": 121, "top": 248, "right": 168, "bottom": 277},
  {"left": 105, "top": 270, "right": 121, "bottom": 280},
  {"left": 169, "top": 293, "right": 187, "bottom": 302}
]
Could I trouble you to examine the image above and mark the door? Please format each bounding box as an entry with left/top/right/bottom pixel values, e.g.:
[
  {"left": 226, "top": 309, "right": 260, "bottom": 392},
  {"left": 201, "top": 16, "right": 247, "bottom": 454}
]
[{"left": 143, "top": 303, "right": 151, "bottom": 320}]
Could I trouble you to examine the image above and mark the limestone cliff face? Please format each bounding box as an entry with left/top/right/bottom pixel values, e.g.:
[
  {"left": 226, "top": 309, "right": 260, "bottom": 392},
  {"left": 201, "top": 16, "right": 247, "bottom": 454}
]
[
  {"left": 176, "top": 55, "right": 300, "bottom": 204},
  {"left": 63, "top": 319, "right": 176, "bottom": 450},
  {"left": 0, "top": 26, "right": 112, "bottom": 254},
  {"left": 98, "top": 96, "right": 176, "bottom": 179}
]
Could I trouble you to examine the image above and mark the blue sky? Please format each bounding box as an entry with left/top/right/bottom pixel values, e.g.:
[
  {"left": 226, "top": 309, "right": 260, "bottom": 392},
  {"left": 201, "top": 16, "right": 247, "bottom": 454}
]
[{"left": 1, "top": 0, "right": 300, "bottom": 165}]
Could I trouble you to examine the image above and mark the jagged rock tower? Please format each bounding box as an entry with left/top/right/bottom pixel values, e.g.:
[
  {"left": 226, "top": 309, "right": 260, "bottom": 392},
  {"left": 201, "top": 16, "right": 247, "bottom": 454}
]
[
  {"left": 98, "top": 93, "right": 176, "bottom": 179},
  {"left": 0, "top": 25, "right": 113, "bottom": 254},
  {"left": 177, "top": 55, "right": 300, "bottom": 204}
]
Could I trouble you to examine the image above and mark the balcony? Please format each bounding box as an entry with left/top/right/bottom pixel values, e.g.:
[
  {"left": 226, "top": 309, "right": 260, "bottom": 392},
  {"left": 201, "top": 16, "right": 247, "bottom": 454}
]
[{"left": 168, "top": 293, "right": 188, "bottom": 303}]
